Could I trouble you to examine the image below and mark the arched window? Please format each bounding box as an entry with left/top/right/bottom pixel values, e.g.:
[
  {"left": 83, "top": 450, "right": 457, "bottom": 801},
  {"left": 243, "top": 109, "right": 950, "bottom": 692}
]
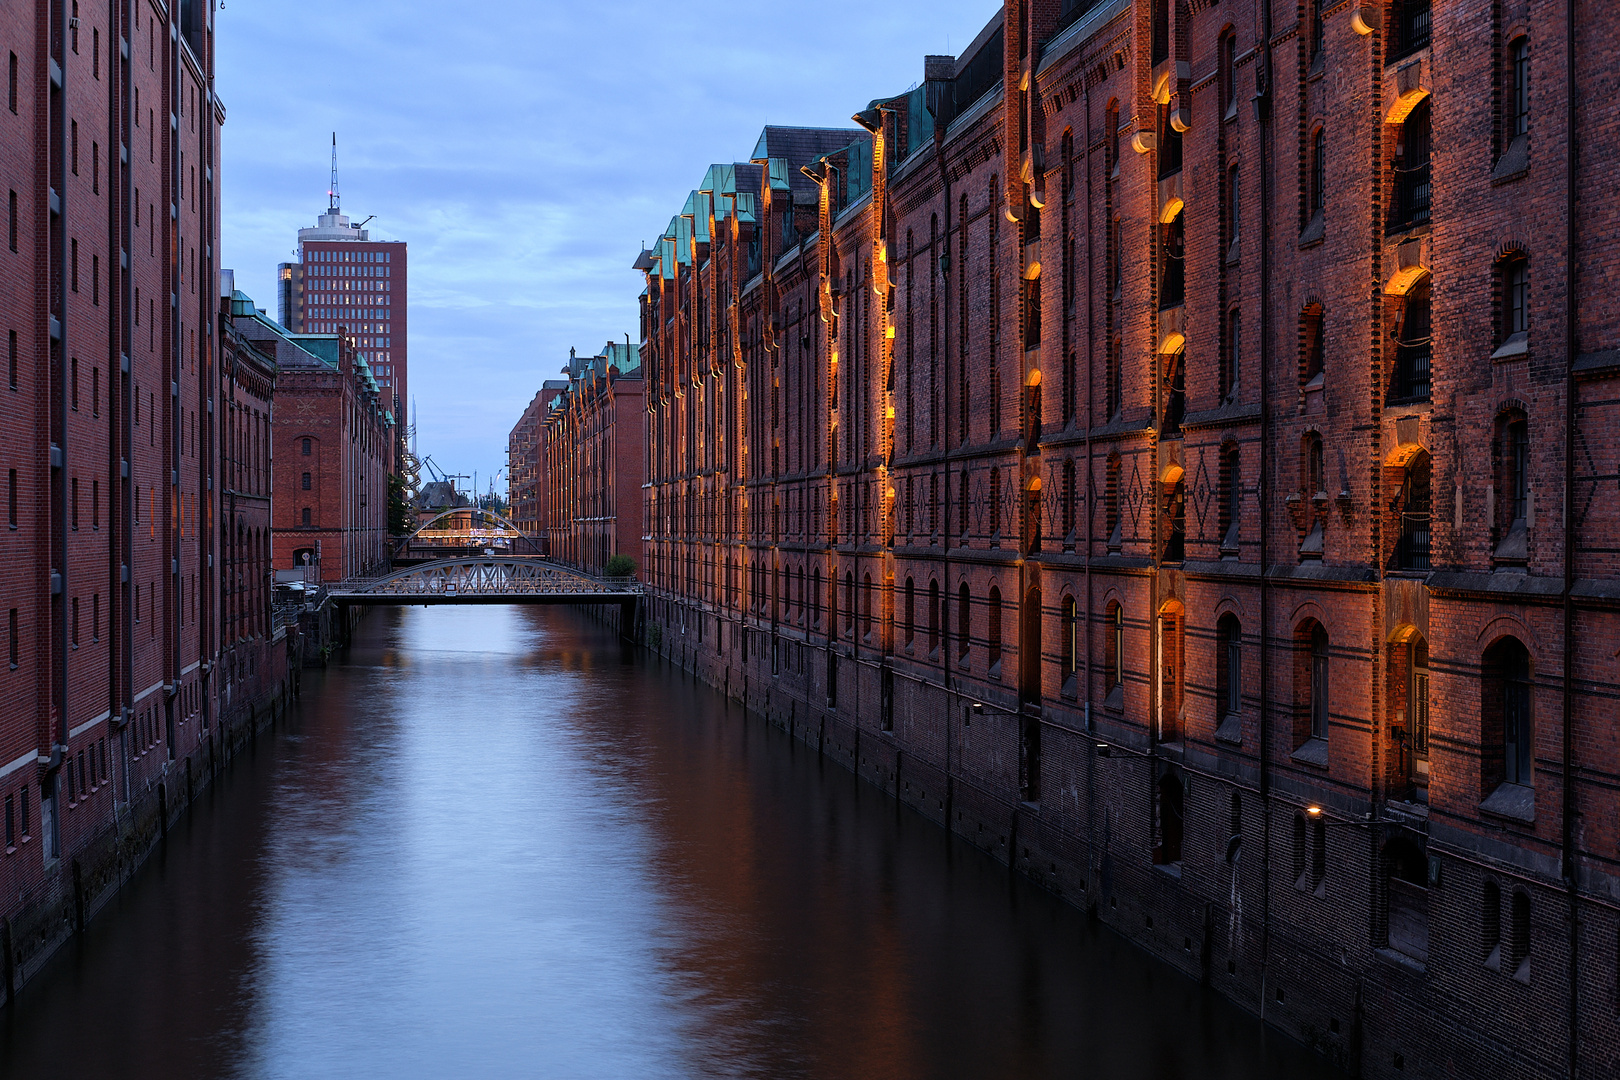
[
  {"left": 1223, "top": 306, "right": 1241, "bottom": 401},
  {"left": 1160, "top": 209, "right": 1185, "bottom": 309},
  {"left": 1483, "top": 636, "right": 1534, "bottom": 789},
  {"left": 1409, "top": 635, "right": 1431, "bottom": 799},
  {"left": 1061, "top": 595, "right": 1078, "bottom": 685},
  {"left": 1312, "top": 815, "right": 1327, "bottom": 889},
  {"left": 1167, "top": 346, "right": 1188, "bottom": 436},
  {"left": 1219, "top": 442, "right": 1241, "bottom": 553},
  {"left": 1301, "top": 302, "right": 1325, "bottom": 385},
  {"left": 1160, "top": 603, "right": 1184, "bottom": 742},
  {"left": 1391, "top": 98, "right": 1432, "bottom": 230},
  {"left": 1495, "top": 413, "right": 1529, "bottom": 557},
  {"left": 1310, "top": 127, "right": 1327, "bottom": 217},
  {"left": 1393, "top": 278, "right": 1432, "bottom": 401},
  {"left": 1222, "top": 33, "right": 1238, "bottom": 113},
  {"left": 1506, "top": 37, "right": 1530, "bottom": 142},
  {"left": 1164, "top": 478, "right": 1186, "bottom": 563},
  {"left": 1509, "top": 889, "right": 1532, "bottom": 980},
  {"left": 1396, "top": 450, "right": 1432, "bottom": 570},
  {"left": 957, "top": 582, "right": 972, "bottom": 661},
  {"left": 844, "top": 571, "right": 855, "bottom": 634},
  {"left": 861, "top": 573, "right": 873, "bottom": 641},
  {"left": 903, "top": 577, "right": 915, "bottom": 647},
  {"left": 928, "top": 579, "right": 940, "bottom": 655},
  {"left": 1483, "top": 879, "right": 1503, "bottom": 966},
  {"left": 1295, "top": 621, "right": 1331, "bottom": 746},
  {"left": 1216, "top": 614, "right": 1242, "bottom": 724},
  {"left": 1106, "top": 454, "right": 1122, "bottom": 549},
  {"left": 1499, "top": 251, "right": 1529, "bottom": 344},
  {"left": 1106, "top": 601, "right": 1124, "bottom": 694},
  {"left": 1226, "top": 163, "right": 1241, "bottom": 254},
  {"left": 987, "top": 586, "right": 1003, "bottom": 673}
]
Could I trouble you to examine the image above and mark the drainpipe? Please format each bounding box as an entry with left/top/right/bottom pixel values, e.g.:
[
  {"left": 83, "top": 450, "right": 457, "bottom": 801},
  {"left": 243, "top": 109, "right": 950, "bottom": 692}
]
[
  {"left": 1561, "top": 0, "right": 1580, "bottom": 1073},
  {"left": 1253, "top": 0, "right": 1275, "bottom": 1022}
]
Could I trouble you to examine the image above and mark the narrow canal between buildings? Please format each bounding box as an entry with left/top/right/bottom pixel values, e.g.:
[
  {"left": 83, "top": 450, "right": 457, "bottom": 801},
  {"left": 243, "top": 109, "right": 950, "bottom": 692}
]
[{"left": 0, "top": 606, "right": 1344, "bottom": 1079}]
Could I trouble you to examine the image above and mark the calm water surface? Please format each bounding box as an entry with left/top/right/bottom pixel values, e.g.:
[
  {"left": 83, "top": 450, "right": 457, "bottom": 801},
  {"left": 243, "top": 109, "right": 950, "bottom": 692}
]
[{"left": 0, "top": 606, "right": 1343, "bottom": 1079}]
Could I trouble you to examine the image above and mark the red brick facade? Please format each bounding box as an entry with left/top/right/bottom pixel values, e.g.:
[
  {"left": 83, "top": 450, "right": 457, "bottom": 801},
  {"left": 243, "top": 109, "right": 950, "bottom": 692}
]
[
  {"left": 217, "top": 310, "right": 284, "bottom": 724},
  {"left": 230, "top": 300, "right": 392, "bottom": 583},
  {"left": 507, "top": 383, "right": 558, "bottom": 545},
  {"left": 0, "top": 0, "right": 291, "bottom": 988},
  {"left": 542, "top": 345, "right": 643, "bottom": 577},
  {"left": 629, "top": 2, "right": 1620, "bottom": 1076}
]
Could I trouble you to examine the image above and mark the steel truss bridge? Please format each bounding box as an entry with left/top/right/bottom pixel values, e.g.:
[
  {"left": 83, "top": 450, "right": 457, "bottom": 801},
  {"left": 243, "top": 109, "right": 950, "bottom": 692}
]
[{"left": 328, "top": 558, "right": 643, "bottom": 608}]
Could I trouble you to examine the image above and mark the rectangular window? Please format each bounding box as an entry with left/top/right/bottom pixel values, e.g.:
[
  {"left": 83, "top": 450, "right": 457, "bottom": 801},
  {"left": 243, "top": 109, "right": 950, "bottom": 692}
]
[
  {"left": 1311, "top": 638, "right": 1330, "bottom": 740},
  {"left": 71, "top": 238, "right": 78, "bottom": 292},
  {"left": 71, "top": 120, "right": 78, "bottom": 174},
  {"left": 7, "top": 329, "right": 14, "bottom": 388},
  {"left": 7, "top": 469, "right": 15, "bottom": 527},
  {"left": 7, "top": 52, "right": 15, "bottom": 113},
  {"left": 92, "top": 142, "right": 98, "bottom": 193}
]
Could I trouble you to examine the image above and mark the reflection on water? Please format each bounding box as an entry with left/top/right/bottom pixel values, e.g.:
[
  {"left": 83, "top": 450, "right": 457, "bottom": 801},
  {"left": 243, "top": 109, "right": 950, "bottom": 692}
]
[{"left": 0, "top": 606, "right": 1342, "bottom": 1079}]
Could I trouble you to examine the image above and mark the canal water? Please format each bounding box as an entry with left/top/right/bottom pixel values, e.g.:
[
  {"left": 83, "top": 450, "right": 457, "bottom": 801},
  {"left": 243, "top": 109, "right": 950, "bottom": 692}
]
[{"left": 0, "top": 606, "right": 1343, "bottom": 1079}]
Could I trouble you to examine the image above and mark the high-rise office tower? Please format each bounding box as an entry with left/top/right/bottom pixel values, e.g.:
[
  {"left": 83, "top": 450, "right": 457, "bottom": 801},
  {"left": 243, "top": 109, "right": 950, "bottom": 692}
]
[{"left": 277, "top": 137, "right": 407, "bottom": 417}]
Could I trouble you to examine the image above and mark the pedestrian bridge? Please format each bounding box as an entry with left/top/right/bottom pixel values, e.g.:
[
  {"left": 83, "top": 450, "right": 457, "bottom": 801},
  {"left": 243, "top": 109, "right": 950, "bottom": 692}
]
[{"left": 329, "top": 558, "right": 644, "bottom": 607}]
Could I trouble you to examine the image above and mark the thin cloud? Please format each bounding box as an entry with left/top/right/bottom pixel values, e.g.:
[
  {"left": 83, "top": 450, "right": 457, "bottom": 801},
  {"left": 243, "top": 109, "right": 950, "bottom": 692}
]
[{"left": 219, "top": 0, "right": 999, "bottom": 488}]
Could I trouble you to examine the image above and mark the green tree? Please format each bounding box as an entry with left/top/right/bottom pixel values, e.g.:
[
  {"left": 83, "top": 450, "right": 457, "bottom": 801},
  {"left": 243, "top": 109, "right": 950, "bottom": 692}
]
[
  {"left": 604, "top": 554, "right": 637, "bottom": 579},
  {"left": 388, "top": 473, "right": 413, "bottom": 536}
]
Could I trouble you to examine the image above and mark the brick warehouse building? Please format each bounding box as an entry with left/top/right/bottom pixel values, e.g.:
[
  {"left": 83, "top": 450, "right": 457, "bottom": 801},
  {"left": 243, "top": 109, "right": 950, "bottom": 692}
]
[
  {"left": 216, "top": 287, "right": 283, "bottom": 735},
  {"left": 0, "top": 0, "right": 291, "bottom": 992},
  {"left": 627, "top": 1, "right": 1620, "bottom": 1076},
  {"left": 542, "top": 343, "right": 643, "bottom": 577},
  {"left": 228, "top": 291, "right": 392, "bottom": 582},
  {"left": 507, "top": 380, "right": 563, "bottom": 546}
]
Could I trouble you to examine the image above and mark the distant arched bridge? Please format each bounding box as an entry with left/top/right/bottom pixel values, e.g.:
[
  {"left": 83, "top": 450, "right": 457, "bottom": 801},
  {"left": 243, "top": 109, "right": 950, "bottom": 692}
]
[
  {"left": 329, "top": 558, "right": 643, "bottom": 607},
  {"left": 394, "top": 508, "right": 546, "bottom": 561}
]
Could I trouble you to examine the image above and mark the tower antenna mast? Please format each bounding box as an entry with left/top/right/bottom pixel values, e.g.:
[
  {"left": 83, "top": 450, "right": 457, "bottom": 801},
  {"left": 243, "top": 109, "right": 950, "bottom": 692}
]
[{"left": 329, "top": 132, "right": 340, "bottom": 212}]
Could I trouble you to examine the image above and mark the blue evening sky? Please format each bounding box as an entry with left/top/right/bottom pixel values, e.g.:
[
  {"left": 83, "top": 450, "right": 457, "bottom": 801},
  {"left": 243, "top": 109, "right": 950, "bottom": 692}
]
[{"left": 217, "top": 0, "right": 999, "bottom": 499}]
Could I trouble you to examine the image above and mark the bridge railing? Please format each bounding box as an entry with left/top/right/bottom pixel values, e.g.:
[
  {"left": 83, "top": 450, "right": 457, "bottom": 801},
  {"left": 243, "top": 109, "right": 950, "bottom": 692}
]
[{"left": 328, "top": 559, "right": 643, "bottom": 598}]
